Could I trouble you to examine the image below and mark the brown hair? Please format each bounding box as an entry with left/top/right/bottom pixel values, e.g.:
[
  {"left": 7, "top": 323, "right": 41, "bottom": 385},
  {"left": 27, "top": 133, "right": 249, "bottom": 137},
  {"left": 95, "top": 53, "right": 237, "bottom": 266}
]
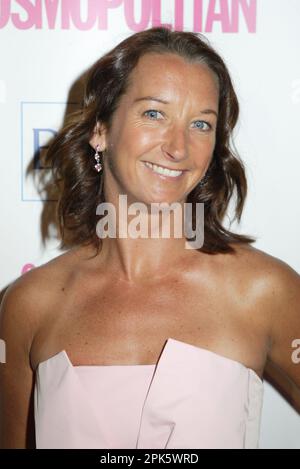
[{"left": 46, "top": 26, "right": 255, "bottom": 255}]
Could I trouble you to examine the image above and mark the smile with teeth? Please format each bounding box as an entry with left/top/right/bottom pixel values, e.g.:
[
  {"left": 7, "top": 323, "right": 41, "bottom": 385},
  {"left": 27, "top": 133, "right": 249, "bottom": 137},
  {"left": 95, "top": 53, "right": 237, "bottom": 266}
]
[{"left": 144, "top": 161, "right": 184, "bottom": 178}]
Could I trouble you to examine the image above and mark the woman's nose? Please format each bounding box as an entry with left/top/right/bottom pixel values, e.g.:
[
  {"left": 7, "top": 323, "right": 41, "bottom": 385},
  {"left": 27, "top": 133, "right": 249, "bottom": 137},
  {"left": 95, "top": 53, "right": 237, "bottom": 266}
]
[{"left": 161, "top": 126, "right": 188, "bottom": 163}]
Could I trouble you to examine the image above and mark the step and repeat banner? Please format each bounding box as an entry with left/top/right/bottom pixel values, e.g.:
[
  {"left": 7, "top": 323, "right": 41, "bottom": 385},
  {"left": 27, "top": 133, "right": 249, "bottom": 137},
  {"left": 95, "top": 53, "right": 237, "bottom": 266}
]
[{"left": 0, "top": 0, "right": 300, "bottom": 448}]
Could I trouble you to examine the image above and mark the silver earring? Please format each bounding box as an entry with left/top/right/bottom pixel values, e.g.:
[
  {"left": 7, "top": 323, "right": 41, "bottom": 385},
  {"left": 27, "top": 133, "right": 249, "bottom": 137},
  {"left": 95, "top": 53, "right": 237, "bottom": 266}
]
[{"left": 94, "top": 144, "right": 103, "bottom": 172}]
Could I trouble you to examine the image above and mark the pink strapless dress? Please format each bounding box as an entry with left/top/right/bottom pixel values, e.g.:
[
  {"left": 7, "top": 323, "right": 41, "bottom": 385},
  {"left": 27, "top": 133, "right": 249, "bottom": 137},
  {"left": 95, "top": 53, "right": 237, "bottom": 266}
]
[{"left": 34, "top": 338, "right": 264, "bottom": 449}]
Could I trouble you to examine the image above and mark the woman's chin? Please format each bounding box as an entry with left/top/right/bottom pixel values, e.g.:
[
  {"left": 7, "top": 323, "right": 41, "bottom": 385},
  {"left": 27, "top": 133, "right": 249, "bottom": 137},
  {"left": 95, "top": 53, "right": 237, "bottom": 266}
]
[{"left": 136, "top": 191, "right": 185, "bottom": 207}]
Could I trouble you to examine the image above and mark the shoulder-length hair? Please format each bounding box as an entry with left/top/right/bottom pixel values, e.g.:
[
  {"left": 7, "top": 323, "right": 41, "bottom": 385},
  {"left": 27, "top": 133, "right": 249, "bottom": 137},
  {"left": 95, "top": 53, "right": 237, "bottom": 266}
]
[{"left": 46, "top": 26, "right": 255, "bottom": 255}]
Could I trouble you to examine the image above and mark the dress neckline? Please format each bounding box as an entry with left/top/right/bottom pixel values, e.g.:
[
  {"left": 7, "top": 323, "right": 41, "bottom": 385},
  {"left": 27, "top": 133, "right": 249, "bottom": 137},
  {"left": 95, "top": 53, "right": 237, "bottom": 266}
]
[{"left": 36, "top": 337, "right": 263, "bottom": 384}]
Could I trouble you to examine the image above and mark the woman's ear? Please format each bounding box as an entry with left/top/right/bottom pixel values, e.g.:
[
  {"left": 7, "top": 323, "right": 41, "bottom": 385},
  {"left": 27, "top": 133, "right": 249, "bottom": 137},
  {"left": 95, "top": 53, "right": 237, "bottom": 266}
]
[{"left": 89, "top": 121, "right": 107, "bottom": 151}]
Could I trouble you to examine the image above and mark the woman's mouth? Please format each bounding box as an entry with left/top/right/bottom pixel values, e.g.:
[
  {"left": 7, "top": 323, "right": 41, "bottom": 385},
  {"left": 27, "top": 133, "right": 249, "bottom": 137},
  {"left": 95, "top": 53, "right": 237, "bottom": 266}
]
[{"left": 143, "top": 161, "right": 185, "bottom": 179}]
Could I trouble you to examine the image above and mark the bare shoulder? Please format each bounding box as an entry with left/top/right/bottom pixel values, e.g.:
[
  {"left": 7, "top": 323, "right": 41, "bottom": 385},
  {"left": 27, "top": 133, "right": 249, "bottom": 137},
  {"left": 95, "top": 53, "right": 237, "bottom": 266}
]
[
  {"left": 229, "top": 243, "right": 300, "bottom": 354},
  {"left": 228, "top": 242, "right": 300, "bottom": 290},
  {"left": 0, "top": 245, "right": 89, "bottom": 356},
  {"left": 0, "top": 249, "right": 71, "bottom": 447},
  {"left": 226, "top": 244, "right": 299, "bottom": 282},
  {"left": 0, "top": 246, "right": 94, "bottom": 448},
  {"left": 217, "top": 241, "right": 300, "bottom": 330},
  {"left": 2, "top": 248, "right": 70, "bottom": 316},
  {"left": 224, "top": 243, "right": 300, "bottom": 398}
]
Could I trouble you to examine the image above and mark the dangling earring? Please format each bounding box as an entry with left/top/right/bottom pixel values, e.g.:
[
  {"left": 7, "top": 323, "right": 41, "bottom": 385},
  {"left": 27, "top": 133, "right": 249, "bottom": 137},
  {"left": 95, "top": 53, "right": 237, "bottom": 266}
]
[{"left": 94, "top": 144, "right": 104, "bottom": 172}]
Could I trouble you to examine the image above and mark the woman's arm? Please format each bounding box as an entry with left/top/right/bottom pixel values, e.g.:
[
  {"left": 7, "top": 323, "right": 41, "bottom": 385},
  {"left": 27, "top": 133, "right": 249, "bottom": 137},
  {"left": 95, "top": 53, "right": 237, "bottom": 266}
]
[
  {"left": 266, "top": 259, "right": 300, "bottom": 412},
  {"left": 0, "top": 277, "right": 38, "bottom": 448}
]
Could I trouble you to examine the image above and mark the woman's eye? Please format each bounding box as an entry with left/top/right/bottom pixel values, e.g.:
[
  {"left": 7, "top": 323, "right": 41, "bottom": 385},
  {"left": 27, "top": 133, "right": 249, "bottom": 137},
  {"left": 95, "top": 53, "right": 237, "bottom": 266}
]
[
  {"left": 143, "top": 111, "right": 212, "bottom": 131},
  {"left": 193, "top": 120, "right": 211, "bottom": 131},
  {"left": 143, "top": 109, "right": 163, "bottom": 120}
]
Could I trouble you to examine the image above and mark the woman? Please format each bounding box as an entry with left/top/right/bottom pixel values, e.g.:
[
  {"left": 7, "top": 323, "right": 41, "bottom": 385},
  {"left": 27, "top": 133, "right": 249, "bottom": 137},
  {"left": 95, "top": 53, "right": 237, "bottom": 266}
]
[{"left": 0, "top": 26, "right": 299, "bottom": 449}]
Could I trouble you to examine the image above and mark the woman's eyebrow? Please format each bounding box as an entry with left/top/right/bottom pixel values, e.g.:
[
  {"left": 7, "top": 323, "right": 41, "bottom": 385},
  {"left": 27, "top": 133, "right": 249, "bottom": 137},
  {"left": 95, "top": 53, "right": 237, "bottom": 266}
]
[
  {"left": 133, "top": 95, "right": 169, "bottom": 105},
  {"left": 133, "top": 95, "right": 218, "bottom": 118}
]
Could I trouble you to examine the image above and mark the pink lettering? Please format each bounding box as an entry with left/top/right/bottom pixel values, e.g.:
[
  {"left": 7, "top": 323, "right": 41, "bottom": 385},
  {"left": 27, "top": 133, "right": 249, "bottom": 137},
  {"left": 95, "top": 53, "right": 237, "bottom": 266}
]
[
  {"left": 61, "top": 0, "right": 98, "bottom": 30},
  {"left": 11, "top": 0, "right": 40, "bottom": 29},
  {"left": 194, "top": 0, "right": 256, "bottom": 33},
  {"left": 193, "top": 0, "right": 203, "bottom": 32},
  {"left": 0, "top": 0, "right": 257, "bottom": 32},
  {"left": 174, "top": 0, "right": 184, "bottom": 31},
  {"left": 205, "top": 0, "right": 231, "bottom": 33},
  {"left": 45, "top": 0, "right": 59, "bottom": 29},
  {"left": 151, "top": 0, "right": 172, "bottom": 29},
  {"left": 231, "top": 0, "right": 256, "bottom": 33},
  {"left": 97, "top": 0, "right": 123, "bottom": 29},
  {"left": 124, "top": 0, "right": 152, "bottom": 31},
  {"left": 0, "top": 0, "right": 10, "bottom": 28}
]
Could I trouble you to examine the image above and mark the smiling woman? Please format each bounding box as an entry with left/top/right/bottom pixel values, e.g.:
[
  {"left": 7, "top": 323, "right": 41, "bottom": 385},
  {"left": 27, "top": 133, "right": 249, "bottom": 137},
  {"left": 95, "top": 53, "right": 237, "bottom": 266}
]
[
  {"left": 0, "top": 26, "right": 299, "bottom": 450},
  {"left": 48, "top": 26, "right": 254, "bottom": 255}
]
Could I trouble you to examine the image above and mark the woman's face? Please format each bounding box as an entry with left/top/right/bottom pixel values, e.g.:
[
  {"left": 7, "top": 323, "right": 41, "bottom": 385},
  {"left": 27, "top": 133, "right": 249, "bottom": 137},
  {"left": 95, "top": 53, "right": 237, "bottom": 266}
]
[{"left": 91, "top": 52, "right": 219, "bottom": 205}]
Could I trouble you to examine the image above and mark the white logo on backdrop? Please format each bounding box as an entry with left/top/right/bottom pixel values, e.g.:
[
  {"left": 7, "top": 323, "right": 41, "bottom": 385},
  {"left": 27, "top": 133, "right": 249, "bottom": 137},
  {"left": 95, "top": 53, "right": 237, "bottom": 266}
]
[{"left": 21, "top": 101, "right": 79, "bottom": 201}]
